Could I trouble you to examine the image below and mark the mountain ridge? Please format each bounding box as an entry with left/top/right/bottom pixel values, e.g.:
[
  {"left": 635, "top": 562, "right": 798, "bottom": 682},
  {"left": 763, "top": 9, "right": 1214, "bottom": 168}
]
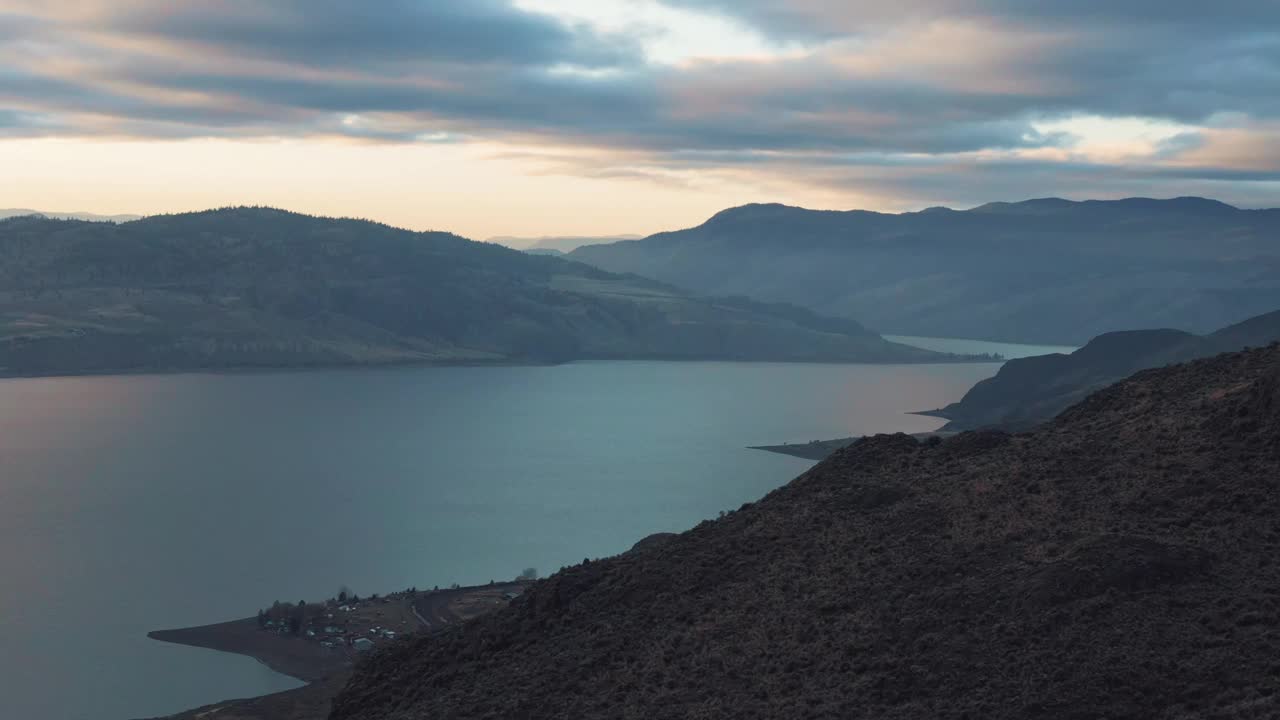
[
  {"left": 0, "top": 207, "right": 948, "bottom": 377},
  {"left": 571, "top": 196, "right": 1280, "bottom": 344}
]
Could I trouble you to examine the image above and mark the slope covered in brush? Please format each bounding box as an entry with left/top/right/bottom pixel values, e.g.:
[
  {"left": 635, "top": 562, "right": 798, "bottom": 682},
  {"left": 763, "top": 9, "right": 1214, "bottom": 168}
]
[{"left": 333, "top": 343, "right": 1280, "bottom": 720}]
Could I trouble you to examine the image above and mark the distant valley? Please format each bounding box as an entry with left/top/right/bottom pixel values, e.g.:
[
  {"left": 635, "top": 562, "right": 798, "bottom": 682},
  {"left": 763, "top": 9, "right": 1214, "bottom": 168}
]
[
  {"left": 754, "top": 307, "right": 1280, "bottom": 464},
  {"left": 489, "top": 233, "right": 643, "bottom": 254},
  {"left": 0, "top": 208, "right": 143, "bottom": 223},
  {"left": 571, "top": 197, "right": 1280, "bottom": 345},
  {"left": 0, "top": 209, "right": 949, "bottom": 377}
]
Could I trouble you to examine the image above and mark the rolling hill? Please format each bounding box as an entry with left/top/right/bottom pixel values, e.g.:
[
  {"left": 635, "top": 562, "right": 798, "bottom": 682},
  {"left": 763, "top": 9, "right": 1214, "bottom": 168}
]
[
  {"left": 0, "top": 208, "right": 946, "bottom": 376},
  {"left": 570, "top": 197, "right": 1280, "bottom": 344}
]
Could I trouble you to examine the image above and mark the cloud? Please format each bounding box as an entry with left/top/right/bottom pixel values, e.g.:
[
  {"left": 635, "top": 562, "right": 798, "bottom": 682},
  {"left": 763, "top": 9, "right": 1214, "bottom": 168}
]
[
  {"left": 1164, "top": 121, "right": 1280, "bottom": 174},
  {"left": 665, "top": 1, "right": 1280, "bottom": 38},
  {"left": 0, "top": 0, "right": 1277, "bottom": 208},
  {"left": 0, "top": 108, "right": 39, "bottom": 131},
  {"left": 102, "top": 0, "right": 639, "bottom": 69}
]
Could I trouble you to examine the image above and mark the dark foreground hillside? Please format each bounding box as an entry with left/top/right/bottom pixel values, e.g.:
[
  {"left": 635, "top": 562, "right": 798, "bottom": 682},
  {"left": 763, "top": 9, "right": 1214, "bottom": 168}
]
[{"left": 333, "top": 344, "right": 1280, "bottom": 720}]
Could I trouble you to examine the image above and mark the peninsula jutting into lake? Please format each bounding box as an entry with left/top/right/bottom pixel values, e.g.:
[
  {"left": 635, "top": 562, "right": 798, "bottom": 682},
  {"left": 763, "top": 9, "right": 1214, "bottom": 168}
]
[{"left": 145, "top": 581, "right": 532, "bottom": 720}]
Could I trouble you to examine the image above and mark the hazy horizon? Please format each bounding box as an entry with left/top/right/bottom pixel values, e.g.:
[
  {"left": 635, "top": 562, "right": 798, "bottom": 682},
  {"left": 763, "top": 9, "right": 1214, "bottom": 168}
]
[
  {"left": 2, "top": 1, "right": 1278, "bottom": 239},
  {"left": 6, "top": 193, "right": 1277, "bottom": 250}
]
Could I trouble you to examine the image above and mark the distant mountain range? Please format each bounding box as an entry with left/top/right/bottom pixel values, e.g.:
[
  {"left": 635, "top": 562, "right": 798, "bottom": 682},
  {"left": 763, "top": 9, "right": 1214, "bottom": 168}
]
[
  {"left": 332, "top": 343, "right": 1280, "bottom": 719},
  {"left": 489, "top": 234, "right": 643, "bottom": 254},
  {"left": 0, "top": 209, "right": 950, "bottom": 377},
  {"left": 570, "top": 197, "right": 1280, "bottom": 345},
  {"left": 923, "top": 308, "right": 1280, "bottom": 430},
  {"left": 0, "top": 208, "right": 142, "bottom": 223}
]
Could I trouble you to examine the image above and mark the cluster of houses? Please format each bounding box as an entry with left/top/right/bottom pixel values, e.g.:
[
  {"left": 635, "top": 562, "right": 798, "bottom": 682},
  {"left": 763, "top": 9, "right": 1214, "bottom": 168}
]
[
  {"left": 314, "top": 622, "right": 398, "bottom": 652},
  {"left": 312, "top": 607, "right": 406, "bottom": 653},
  {"left": 260, "top": 593, "right": 414, "bottom": 654},
  {"left": 257, "top": 583, "right": 530, "bottom": 656}
]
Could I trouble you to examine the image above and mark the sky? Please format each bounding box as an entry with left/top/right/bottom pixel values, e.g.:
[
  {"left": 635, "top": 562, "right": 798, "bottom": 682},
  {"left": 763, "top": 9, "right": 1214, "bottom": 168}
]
[{"left": 1, "top": 0, "right": 1278, "bottom": 240}]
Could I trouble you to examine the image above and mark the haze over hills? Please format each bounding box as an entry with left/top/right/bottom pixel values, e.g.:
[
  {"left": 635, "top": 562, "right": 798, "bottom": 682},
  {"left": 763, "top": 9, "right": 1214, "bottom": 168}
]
[
  {"left": 923, "top": 308, "right": 1280, "bottom": 431},
  {"left": 332, "top": 343, "right": 1280, "bottom": 719},
  {"left": 570, "top": 197, "right": 1280, "bottom": 345},
  {"left": 490, "top": 234, "right": 644, "bottom": 254},
  {"left": 0, "top": 208, "right": 947, "bottom": 377},
  {"left": 0, "top": 208, "right": 143, "bottom": 223}
]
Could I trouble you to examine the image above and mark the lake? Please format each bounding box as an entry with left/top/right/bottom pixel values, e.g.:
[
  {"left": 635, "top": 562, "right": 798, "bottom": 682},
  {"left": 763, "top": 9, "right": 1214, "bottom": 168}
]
[
  {"left": 0, "top": 352, "right": 1045, "bottom": 719},
  {"left": 884, "top": 335, "right": 1078, "bottom": 360}
]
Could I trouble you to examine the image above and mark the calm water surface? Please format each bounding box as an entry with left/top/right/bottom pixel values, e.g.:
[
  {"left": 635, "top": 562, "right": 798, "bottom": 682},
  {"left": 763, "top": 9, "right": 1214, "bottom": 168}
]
[
  {"left": 2, "top": 358, "right": 1015, "bottom": 719},
  {"left": 886, "top": 334, "right": 1078, "bottom": 359}
]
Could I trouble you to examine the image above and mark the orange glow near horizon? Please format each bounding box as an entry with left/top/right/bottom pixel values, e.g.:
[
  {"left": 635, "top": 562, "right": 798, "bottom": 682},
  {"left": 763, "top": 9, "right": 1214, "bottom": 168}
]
[
  {"left": 3, "top": 2, "right": 1276, "bottom": 237},
  {"left": 0, "top": 137, "right": 898, "bottom": 240}
]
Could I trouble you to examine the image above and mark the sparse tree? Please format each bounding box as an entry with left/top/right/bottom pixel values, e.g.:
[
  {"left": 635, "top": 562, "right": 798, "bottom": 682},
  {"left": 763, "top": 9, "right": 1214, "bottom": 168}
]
[{"left": 289, "top": 600, "right": 307, "bottom": 635}]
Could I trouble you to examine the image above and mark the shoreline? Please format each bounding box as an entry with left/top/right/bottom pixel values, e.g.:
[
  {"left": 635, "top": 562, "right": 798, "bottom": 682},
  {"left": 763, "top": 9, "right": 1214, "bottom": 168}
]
[
  {"left": 142, "top": 581, "right": 531, "bottom": 720},
  {"left": 0, "top": 349, "right": 999, "bottom": 383},
  {"left": 750, "top": 431, "right": 957, "bottom": 461},
  {"left": 148, "top": 617, "right": 348, "bottom": 684}
]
